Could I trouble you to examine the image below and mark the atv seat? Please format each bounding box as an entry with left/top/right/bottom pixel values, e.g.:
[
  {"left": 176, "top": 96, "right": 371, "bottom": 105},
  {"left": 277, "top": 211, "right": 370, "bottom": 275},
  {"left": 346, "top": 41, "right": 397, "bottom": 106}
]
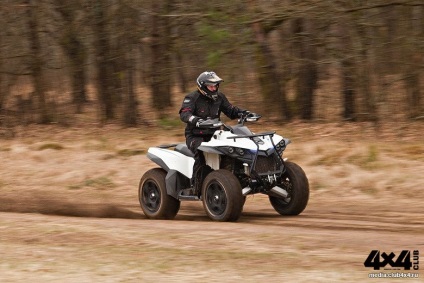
[{"left": 175, "top": 143, "right": 195, "bottom": 158}]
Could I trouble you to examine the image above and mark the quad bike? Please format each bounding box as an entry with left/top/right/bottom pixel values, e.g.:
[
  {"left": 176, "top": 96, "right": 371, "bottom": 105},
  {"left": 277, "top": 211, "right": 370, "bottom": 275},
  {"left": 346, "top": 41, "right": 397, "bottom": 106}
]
[{"left": 138, "top": 112, "right": 309, "bottom": 222}]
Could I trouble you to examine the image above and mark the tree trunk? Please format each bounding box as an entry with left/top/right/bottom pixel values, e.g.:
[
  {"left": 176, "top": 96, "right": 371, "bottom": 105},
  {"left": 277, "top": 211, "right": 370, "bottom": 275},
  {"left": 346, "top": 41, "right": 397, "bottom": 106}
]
[
  {"left": 66, "top": 35, "right": 87, "bottom": 113},
  {"left": 150, "top": 0, "right": 173, "bottom": 117},
  {"left": 248, "top": 1, "right": 288, "bottom": 119},
  {"left": 354, "top": 11, "right": 377, "bottom": 122},
  {"left": 401, "top": 5, "right": 422, "bottom": 119},
  {"left": 341, "top": 58, "right": 356, "bottom": 121},
  {"left": 116, "top": 2, "right": 139, "bottom": 126},
  {"left": 55, "top": 0, "right": 87, "bottom": 113},
  {"left": 124, "top": 44, "right": 138, "bottom": 126},
  {"left": 71, "top": 57, "right": 87, "bottom": 113},
  {"left": 383, "top": 5, "right": 397, "bottom": 74},
  {"left": 93, "top": 0, "right": 115, "bottom": 122},
  {"left": 25, "top": 0, "right": 52, "bottom": 124},
  {"left": 0, "top": 27, "right": 4, "bottom": 112},
  {"left": 292, "top": 18, "right": 318, "bottom": 120},
  {"left": 339, "top": 22, "right": 356, "bottom": 121},
  {"left": 175, "top": 33, "right": 187, "bottom": 94},
  {"left": 405, "top": 72, "right": 421, "bottom": 119}
]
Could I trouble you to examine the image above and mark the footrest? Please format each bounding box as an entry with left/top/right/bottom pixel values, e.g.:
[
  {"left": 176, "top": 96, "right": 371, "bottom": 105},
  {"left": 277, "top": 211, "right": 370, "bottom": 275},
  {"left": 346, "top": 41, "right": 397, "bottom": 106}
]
[{"left": 178, "top": 195, "right": 200, "bottom": 201}]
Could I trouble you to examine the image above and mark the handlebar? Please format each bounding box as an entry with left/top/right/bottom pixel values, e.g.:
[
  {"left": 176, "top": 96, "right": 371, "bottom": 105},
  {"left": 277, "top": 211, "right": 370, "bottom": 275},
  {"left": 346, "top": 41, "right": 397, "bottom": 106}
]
[
  {"left": 238, "top": 112, "right": 261, "bottom": 125},
  {"left": 197, "top": 112, "right": 261, "bottom": 129},
  {"left": 197, "top": 118, "right": 223, "bottom": 128}
]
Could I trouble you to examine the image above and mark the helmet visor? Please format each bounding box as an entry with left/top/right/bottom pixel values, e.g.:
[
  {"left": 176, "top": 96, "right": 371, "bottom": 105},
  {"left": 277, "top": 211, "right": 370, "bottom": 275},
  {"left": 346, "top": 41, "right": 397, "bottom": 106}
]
[{"left": 204, "top": 82, "right": 219, "bottom": 86}]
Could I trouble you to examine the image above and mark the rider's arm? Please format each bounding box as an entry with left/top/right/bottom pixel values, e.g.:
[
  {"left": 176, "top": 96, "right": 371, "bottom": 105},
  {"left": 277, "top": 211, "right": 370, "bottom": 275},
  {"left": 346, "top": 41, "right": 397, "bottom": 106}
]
[
  {"left": 179, "top": 94, "right": 202, "bottom": 126},
  {"left": 219, "top": 93, "right": 244, "bottom": 120}
]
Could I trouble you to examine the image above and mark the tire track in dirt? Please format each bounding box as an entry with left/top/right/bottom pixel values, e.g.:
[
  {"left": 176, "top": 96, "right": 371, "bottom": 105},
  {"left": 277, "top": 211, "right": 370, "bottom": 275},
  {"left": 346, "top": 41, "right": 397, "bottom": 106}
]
[
  {"left": 240, "top": 210, "right": 424, "bottom": 234},
  {"left": 1, "top": 195, "right": 422, "bottom": 236},
  {"left": 0, "top": 197, "right": 143, "bottom": 219}
]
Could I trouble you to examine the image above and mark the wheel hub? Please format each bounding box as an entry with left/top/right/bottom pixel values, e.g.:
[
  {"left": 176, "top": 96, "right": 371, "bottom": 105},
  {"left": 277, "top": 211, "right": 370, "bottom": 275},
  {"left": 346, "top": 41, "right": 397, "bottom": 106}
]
[
  {"left": 142, "top": 181, "right": 160, "bottom": 212},
  {"left": 206, "top": 183, "right": 227, "bottom": 215}
]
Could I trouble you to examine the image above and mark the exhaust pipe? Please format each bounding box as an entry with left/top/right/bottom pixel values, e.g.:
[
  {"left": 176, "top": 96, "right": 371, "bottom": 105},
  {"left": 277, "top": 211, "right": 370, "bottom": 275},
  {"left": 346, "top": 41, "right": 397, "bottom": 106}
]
[{"left": 270, "top": 186, "right": 289, "bottom": 198}]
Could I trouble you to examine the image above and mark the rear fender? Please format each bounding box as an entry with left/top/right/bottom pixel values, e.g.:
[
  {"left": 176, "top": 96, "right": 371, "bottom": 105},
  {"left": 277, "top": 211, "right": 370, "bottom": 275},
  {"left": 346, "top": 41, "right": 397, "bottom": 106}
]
[{"left": 147, "top": 147, "right": 194, "bottom": 178}]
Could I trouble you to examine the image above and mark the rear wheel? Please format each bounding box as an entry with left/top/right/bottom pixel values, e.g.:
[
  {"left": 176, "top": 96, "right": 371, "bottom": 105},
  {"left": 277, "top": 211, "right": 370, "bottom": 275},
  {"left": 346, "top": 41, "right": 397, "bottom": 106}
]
[
  {"left": 269, "top": 161, "right": 309, "bottom": 215},
  {"left": 202, "top": 170, "right": 244, "bottom": 222},
  {"left": 139, "top": 168, "right": 180, "bottom": 219}
]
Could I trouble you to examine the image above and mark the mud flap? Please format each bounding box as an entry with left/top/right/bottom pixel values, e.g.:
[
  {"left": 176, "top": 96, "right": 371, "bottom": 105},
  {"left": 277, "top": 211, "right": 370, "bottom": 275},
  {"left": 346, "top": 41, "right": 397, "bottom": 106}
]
[{"left": 166, "top": 170, "right": 190, "bottom": 199}]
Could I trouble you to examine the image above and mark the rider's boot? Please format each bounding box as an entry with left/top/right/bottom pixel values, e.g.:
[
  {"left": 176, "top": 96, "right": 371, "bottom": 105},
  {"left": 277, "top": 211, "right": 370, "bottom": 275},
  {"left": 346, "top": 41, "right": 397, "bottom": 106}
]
[
  {"left": 190, "top": 175, "right": 200, "bottom": 195},
  {"left": 179, "top": 170, "right": 199, "bottom": 196}
]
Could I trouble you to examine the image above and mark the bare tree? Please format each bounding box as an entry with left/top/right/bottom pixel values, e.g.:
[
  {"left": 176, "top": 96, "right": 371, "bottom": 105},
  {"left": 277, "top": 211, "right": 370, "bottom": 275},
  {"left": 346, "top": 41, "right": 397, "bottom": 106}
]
[
  {"left": 54, "top": 0, "right": 88, "bottom": 114},
  {"left": 248, "top": 0, "right": 289, "bottom": 119},
  {"left": 336, "top": 17, "right": 357, "bottom": 121},
  {"left": 25, "top": 0, "right": 52, "bottom": 124},
  {"left": 0, "top": 7, "right": 6, "bottom": 113},
  {"left": 150, "top": 0, "right": 173, "bottom": 117},
  {"left": 92, "top": 0, "right": 115, "bottom": 122},
  {"left": 341, "top": 54, "right": 356, "bottom": 121},
  {"left": 401, "top": 4, "right": 422, "bottom": 119},
  {"left": 0, "top": 2, "right": 29, "bottom": 122},
  {"left": 292, "top": 17, "right": 318, "bottom": 120},
  {"left": 118, "top": 1, "right": 139, "bottom": 126},
  {"left": 0, "top": 0, "right": 421, "bottom": 127}
]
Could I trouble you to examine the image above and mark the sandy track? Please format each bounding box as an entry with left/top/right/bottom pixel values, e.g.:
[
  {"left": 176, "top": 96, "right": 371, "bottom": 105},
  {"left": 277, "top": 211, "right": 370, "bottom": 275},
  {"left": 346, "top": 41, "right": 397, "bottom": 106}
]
[
  {"left": 1, "top": 198, "right": 422, "bottom": 282},
  {"left": 0, "top": 124, "right": 423, "bottom": 282}
]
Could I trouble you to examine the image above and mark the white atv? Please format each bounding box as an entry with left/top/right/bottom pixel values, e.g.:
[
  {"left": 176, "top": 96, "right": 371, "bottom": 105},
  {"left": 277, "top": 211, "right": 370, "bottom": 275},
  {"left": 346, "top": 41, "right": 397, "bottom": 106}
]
[{"left": 138, "top": 112, "right": 309, "bottom": 222}]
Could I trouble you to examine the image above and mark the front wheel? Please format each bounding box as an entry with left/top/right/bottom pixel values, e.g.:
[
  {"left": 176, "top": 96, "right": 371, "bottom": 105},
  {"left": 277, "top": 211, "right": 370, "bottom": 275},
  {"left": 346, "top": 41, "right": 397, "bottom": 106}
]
[
  {"left": 202, "top": 170, "right": 244, "bottom": 222},
  {"left": 139, "top": 168, "right": 180, "bottom": 219},
  {"left": 269, "top": 161, "right": 309, "bottom": 215}
]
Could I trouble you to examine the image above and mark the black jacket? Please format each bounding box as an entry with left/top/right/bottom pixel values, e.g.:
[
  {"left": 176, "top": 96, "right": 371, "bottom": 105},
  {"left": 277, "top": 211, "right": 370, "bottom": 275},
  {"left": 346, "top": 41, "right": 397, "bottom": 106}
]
[{"left": 179, "top": 90, "right": 242, "bottom": 136}]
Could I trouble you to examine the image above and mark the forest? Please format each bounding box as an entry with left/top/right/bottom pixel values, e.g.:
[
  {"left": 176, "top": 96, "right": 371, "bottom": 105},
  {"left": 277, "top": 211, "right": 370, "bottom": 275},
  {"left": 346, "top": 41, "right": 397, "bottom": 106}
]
[{"left": 0, "top": 0, "right": 422, "bottom": 128}]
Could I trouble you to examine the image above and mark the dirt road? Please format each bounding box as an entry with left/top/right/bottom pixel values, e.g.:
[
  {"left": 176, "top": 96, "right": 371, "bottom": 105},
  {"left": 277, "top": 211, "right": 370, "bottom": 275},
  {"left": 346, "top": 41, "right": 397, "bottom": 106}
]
[{"left": 0, "top": 123, "right": 422, "bottom": 282}]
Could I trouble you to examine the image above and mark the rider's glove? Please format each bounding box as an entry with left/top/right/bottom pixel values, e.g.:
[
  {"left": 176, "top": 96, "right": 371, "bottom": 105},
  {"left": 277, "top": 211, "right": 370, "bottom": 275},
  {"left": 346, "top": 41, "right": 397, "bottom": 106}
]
[
  {"left": 239, "top": 109, "right": 250, "bottom": 116},
  {"left": 189, "top": 116, "right": 203, "bottom": 127},
  {"left": 193, "top": 117, "right": 205, "bottom": 127}
]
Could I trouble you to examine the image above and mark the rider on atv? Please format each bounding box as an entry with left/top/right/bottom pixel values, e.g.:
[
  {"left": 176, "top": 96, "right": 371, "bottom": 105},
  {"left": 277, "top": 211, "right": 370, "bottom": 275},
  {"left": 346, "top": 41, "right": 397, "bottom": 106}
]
[{"left": 179, "top": 71, "right": 249, "bottom": 189}]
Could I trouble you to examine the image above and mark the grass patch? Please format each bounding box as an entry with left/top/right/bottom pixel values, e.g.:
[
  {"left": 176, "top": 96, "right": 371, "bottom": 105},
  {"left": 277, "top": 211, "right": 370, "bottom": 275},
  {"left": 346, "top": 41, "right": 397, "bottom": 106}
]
[
  {"left": 402, "top": 144, "right": 424, "bottom": 156},
  {"left": 84, "top": 177, "right": 116, "bottom": 189},
  {"left": 360, "top": 186, "right": 378, "bottom": 195},
  {"left": 37, "top": 143, "right": 65, "bottom": 150},
  {"left": 311, "top": 148, "right": 350, "bottom": 166},
  {"left": 347, "top": 144, "right": 381, "bottom": 170},
  {"left": 117, "top": 149, "right": 145, "bottom": 157},
  {"left": 68, "top": 176, "right": 116, "bottom": 190},
  {"left": 68, "top": 184, "right": 83, "bottom": 190},
  {"left": 311, "top": 181, "right": 327, "bottom": 191},
  {"left": 382, "top": 143, "right": 424, "bottom": 161},
  {"left": 101, "top": 154, "right": 116, "bottom": 160},
  {"left": 366, "top": 145, "right": 378, "bottom": 163},
  {"left": 84, "top": 137, "right": 113, "bottom": 151},
  {"left": 158, "top": 117, "right": 182, "bottom": 129}
]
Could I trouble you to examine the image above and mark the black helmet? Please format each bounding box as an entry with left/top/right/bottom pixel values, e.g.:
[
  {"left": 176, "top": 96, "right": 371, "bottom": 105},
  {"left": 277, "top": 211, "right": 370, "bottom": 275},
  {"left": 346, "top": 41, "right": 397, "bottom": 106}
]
[{"left": 196, "top": 71, "right": 223, "bottom": 100}]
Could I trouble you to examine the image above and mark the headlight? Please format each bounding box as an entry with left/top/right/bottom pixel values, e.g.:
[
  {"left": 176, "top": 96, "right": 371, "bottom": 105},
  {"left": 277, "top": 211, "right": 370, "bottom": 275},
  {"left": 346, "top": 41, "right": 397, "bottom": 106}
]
[
  {"left": 218, "top": 146, "right": 250, "bottom": 158},
  {"left": 275, "top": 140, "right": 286, "bottom": 154},
  {"left": 237, "top": 148, "right": 245, "bottom": 155}
]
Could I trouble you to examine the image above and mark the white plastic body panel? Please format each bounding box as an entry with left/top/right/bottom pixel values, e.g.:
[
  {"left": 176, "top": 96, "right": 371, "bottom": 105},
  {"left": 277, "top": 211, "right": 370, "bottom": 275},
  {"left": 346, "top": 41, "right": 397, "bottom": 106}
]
[{"left": 148, "top": 147, "right": 194, "bottom": 178}]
